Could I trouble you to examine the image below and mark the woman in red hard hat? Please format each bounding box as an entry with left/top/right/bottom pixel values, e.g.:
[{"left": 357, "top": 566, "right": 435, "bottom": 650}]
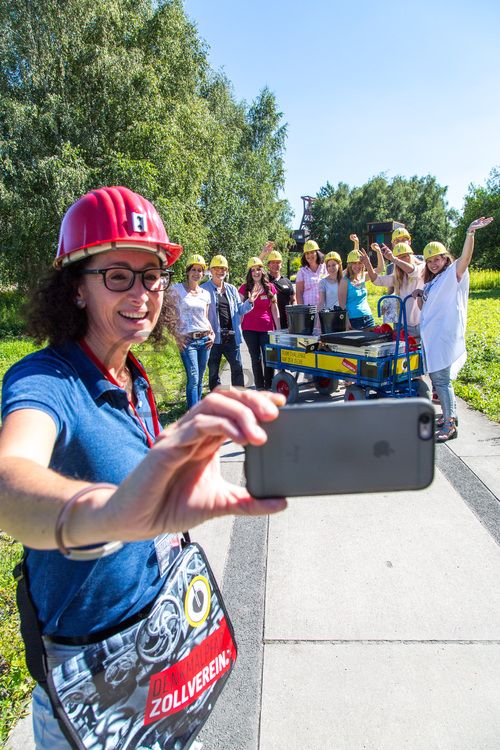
[{"left": 0, "top": 186, "right": 286, "bottom": 748}]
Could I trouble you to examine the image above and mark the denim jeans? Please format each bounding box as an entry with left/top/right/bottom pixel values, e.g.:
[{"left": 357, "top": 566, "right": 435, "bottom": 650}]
[
  {"left": 242, "top": 330, "right": 274, "bottom": 390},
  {"left": 349, "top": 314, "right": 375, "bottom": 330},
  {"left": 180, "top": 336, "right": 210, "bottom": 408},
  {"left": 208, "top": 338, "right": 244, "bottom": 390},
  {"left": 429, "top": 365, "right": 456, "bottom": 420},
  {"left": 33, "top": 640, "right": 91, "bottom": 749}
]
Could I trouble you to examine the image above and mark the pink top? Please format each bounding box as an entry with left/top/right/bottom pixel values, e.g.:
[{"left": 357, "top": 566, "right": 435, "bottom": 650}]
[
  {"left": 296, "top": 263, "right": 327, "bottom": 306},
  {"left": 239, "top": 283, "right": 277, "bottom": 332}
]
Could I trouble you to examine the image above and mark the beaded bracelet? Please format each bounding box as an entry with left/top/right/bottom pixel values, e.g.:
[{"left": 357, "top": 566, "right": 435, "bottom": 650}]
[{"left": 55, "top": 483, "right": 122, "bottom": 561}]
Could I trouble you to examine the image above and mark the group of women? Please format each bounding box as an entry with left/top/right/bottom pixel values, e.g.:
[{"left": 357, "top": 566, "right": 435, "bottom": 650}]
[{"left": 174, "top": 216, "right": 494, "bottom": 445}]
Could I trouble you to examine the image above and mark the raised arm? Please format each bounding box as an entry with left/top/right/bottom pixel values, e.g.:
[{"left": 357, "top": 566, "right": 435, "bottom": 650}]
[
  {"left": 259, "top": 241, "right": 274, "bottom": 261},
  {"left": 349, "top": 233, "right": 360, "bottom": 252},
  {"left": 362, "top": 247, "right": 378, "bottom": 282},
  {"left": 373, "top": 244, "right": 385, "bottom": 274},
  {"left": 455, "top": 217, "right": 494, "bottom": 282}
]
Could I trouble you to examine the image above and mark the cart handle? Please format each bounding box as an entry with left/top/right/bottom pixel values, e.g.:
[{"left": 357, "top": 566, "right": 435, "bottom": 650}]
[{"left": 377, "top": 294, "right": 415, "bottom": 396}]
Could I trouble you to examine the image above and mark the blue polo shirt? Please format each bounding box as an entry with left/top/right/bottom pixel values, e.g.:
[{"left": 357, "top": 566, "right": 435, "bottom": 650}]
[{"left": 1, "top": 341, "right": 180, "bottom": 637}]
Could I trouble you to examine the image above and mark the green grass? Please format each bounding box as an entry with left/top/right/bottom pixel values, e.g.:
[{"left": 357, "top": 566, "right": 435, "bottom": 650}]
[
  {"left": 0, "top": 536, "right": 33, "bottom": 745},
  {"left": 453, "top": 289, "right": 500, "bottom": 422},
  {"left": 468, "top": 269, "right": 500, "bottom": 291}
]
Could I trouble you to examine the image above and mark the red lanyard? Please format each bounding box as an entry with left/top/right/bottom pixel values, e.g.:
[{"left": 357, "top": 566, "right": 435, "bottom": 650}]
[{"left": 79, "top": 340, "right": 161, "bottom": 448}]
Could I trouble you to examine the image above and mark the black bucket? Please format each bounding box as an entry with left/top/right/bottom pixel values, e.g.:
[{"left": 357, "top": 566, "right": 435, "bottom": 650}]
[
  {"left": 319, "top": 308, "right": 347, "bottom": 334},
  {"left": 286, "top": 305, "right": 317, "bottom": 335}
]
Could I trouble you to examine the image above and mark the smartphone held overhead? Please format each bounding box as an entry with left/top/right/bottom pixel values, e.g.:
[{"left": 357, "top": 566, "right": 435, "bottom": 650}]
[{"left": 245, "top": 399, "right": 435, "bottom": 498}]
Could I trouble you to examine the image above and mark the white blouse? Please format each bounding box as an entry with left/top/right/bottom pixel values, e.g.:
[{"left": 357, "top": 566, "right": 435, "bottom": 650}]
[{"left": 420, "top": 262, "right": 469, "bottom": 377}]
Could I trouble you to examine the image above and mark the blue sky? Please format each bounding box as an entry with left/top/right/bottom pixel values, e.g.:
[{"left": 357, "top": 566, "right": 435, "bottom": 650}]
[{"left": 183, "top": 0, "right": 499, "bottom": 226}]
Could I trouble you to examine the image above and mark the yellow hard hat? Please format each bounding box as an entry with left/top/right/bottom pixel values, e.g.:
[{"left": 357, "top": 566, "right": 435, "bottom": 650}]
[
  {"left": 303, "top": 240, "right": 320, "bottom": 253},
  {"left": 347, "top": 249, "right": 362, "bottom": 263},
  {"left": 423, "top": 241, "right": 447, "bottom": 261},
  {"left": 186, "top": 253, "right": 207, "bottom": 269},
  {"left": 392, "top": 227, "right": 411, "bottom": 244},
  {"left": 393, "top": 242, "right": 413, "bottom": 258},
  {"left": 247, "top": 256, "right": 264, "bottom": 270},
  {"left": 209, "top": 254, "right": 229, "bottom": 269},
  {"left": 324, "top": 251, "right": 342, "bottom": 264},
  {"left": 267, "top": 250, "right": 283, "bottom": 262}
]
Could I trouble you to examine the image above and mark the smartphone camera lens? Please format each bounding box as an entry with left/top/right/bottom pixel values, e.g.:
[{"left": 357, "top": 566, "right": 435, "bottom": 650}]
[{"left": 418, "top": 413, "right": 433, "bottom": 440}]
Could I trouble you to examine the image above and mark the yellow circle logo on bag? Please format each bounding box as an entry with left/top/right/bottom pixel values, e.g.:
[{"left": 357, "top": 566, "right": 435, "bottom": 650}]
[{"left": 185, "top": 576, "right": 211, "bottom": 627}]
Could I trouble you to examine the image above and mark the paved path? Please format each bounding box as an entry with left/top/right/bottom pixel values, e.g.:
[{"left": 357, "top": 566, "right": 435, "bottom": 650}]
[{"left": 6, "top": 346, "right": 500, "bottom": 749}]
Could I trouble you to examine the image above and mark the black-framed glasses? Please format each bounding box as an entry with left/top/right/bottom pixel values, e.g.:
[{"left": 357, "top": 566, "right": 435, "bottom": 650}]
[{"left": 80, "top": 267, "right": 173, "bottom": 292}]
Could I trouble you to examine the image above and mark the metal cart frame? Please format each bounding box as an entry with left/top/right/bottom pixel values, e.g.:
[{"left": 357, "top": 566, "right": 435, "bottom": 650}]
[{"left": 265, "top": 294, "right": 428, "bottom": 403}]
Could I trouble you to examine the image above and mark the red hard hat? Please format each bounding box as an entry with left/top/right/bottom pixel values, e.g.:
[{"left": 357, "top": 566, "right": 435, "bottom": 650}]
[{"left": 55, "top": 186, "right": 183, "bottom": 268}]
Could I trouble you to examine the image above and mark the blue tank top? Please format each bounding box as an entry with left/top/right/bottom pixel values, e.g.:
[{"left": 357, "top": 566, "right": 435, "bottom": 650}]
[{"left": 346, "top": 279, "right": 372, "bottom": 319}]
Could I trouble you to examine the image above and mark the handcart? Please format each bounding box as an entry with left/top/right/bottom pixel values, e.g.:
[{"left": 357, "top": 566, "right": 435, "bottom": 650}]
[{"left": 266, "top": 294, "right": 429, "bottom": 403}]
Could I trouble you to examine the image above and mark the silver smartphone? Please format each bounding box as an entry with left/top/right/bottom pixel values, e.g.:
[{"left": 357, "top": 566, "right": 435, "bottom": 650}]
[{"left": 245, "top": 399, "right": 435, "bottom": 498}]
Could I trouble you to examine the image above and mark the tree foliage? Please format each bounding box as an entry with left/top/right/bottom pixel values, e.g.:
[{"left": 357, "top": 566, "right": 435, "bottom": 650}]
[
  {"left": 450, "top": 168, "right": 500, "bottom": 269},
  {"left": 0, "top": 0, "right": 289, "bottom": 287},
  {"left": 311, "top": 174, "right": 458, "bottom": 260}
]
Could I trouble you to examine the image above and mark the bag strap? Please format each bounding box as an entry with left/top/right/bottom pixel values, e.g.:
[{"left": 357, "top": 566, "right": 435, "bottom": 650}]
[{"left": 13, "top": 551, "right": 49, "bottom": 690}]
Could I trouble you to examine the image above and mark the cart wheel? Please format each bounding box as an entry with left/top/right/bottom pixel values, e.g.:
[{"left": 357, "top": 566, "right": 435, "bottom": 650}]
[
  {"left": 313, "top": 376, "right": 339, "bottom": 395},
  {"left": 344, "top": 385, "right": 366, "bottom": 402},
  {"left": 271, "top": 372, "right": 299, "bottom": 404},
  {"left": 413, "top": 379, "right": 431, "bottom": 400}
]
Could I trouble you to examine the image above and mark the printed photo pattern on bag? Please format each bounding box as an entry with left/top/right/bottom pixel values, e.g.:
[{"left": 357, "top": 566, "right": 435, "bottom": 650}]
[{"left": 49, "top": 545, "right": 237, "bottom": 750}]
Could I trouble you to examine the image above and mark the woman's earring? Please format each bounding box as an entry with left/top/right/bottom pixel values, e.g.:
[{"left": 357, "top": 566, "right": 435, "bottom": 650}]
[{"left": 75, "top": 299, "right": 86, "bottom": 309}]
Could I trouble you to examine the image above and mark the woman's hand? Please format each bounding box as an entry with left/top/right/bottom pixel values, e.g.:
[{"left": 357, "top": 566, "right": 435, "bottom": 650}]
[
  {"left": 206, "top": 331, "right": 216, "bottom": 349},
  {"left": 467, "top": 217, "right": 494, "bottom": 233},
  {"left": 94, "top": 390, "right": 288, "bottom": 542},
  {"left": 359, "top": 248, "right": 370, "bottom": 267},
  {"left": 259, "top": 241, "right": 274, "bottom": 260},
  {"left": 382, "top": 246, "right": 394, "bottom": 262},
  {"left": 176, "top": 333, "right": 187, "bottom": 350},
  {"left": 249, "top": 286, "right": 262, "bottom": 304}
]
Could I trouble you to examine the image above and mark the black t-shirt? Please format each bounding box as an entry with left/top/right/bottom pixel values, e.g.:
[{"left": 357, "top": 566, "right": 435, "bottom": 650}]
[
  {"left": 269, "top": 274, "right": 294, "bottom": 329},
  {"left": 217, "top": 289, "right": 232, "bottom": 330}
]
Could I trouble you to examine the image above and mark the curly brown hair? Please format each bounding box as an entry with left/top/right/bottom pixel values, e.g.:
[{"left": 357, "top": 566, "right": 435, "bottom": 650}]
[{"left": 25, "top": 259, "right": 179, "bottom": 347}]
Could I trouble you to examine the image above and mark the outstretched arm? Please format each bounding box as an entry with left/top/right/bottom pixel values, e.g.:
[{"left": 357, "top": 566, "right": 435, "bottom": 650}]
[
  {"left": 455, "top": 217, "right": 494, "bottom": 282},
  {"left": 373, "top": 245, "right": 385, "bottom": 274},
  {"left": 0, "top": 390, "right": 288, "bottom": 551}
]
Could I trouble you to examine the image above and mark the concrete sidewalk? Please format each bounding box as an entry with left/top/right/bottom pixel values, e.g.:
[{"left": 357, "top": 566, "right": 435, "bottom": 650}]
[
  {"left": 6, "top": 344, "right": 500, "bottom": 749},
  {"left": 198, "top": 344, "right": 500, "bottom": 750}
]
